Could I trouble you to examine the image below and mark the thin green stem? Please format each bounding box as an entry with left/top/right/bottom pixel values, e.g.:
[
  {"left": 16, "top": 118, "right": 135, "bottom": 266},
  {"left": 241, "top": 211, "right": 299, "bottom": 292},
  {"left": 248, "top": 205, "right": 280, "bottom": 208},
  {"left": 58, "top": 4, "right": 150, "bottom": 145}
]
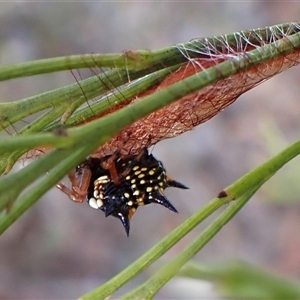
[
  {"left": 80, "top": 197, "right": 225, "bottom": 300},
  {"left": 81, "top": 135, "right": 300, "bottom": 299},
  {"left": 224, "top": 139, "right": 300, "bottom": 200},
  {"left": 121, "top": 185, "right": 260, "bottom": 300},
  {"left": 0, "top": 23, "right": 297, "bottom": 81},
  {"left": 0, "top": 147, "right": 84, "bottom": 232}
]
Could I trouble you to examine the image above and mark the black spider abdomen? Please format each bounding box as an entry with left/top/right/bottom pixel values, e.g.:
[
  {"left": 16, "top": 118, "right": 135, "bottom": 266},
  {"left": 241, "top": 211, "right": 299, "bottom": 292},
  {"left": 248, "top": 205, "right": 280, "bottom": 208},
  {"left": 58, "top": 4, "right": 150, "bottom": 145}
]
[{"left": 86, "top": 149, "right": 188, "bottom": 236}]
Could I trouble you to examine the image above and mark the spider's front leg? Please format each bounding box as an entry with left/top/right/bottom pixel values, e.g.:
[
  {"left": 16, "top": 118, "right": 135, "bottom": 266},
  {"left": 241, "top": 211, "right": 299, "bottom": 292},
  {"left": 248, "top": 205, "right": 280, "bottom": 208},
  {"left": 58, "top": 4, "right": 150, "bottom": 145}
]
[{"left": 56, "top": 163, "right": 92, "bottom": 203}]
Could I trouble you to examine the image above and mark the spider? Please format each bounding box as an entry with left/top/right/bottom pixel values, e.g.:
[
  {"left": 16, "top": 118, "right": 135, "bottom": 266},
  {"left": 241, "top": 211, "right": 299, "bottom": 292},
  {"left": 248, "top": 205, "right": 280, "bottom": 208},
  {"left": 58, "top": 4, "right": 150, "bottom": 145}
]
[{"left": 57, "top": 148, "right": 188, "bottom": 236}]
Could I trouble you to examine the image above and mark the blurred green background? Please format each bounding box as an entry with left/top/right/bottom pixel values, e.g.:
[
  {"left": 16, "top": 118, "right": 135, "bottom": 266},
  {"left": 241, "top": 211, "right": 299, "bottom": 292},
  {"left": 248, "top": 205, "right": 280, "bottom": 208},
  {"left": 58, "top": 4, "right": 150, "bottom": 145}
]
[{"left": 1, "top": 2, "right": 300, "bottom": 299}]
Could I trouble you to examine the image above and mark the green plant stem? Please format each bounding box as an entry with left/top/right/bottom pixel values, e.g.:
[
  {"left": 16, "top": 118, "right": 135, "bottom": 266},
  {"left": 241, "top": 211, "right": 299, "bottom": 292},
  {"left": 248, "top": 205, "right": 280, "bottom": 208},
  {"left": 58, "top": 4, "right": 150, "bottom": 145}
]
[
  {"left": 0, "top": 147, "right": 77, "bottom": 213},
  {"left": 225, "top": 139, "right": 300, "bottom": 200},
  {"left": 0, "top": 67, "right": 144, "bottom": 130},
  {"left": 3, "top": 27, "right": 300, "bottom": 156},
  {"left": 0, "top": 147, "right": 90, "bottom": 232},
  {"left": 80, "top": 197, "right": 225, "bottom": 300},
  {"left": 0, "top": 132, "right": 74, "bottom": 154},
  {"left": 46, "top": 65, "right": 180, "bottom": 130},
  {"left": 121, "top": 185, "right": 260, "bottom": 300},
  {"left": 0, "top": 23, "right": 297, "bottom": 81},
  {"left": 0, "top": 133, "right": 112, "bottom": 232},
  {"left": 81, "top": 135, "right": 300, "bottom": 299}
]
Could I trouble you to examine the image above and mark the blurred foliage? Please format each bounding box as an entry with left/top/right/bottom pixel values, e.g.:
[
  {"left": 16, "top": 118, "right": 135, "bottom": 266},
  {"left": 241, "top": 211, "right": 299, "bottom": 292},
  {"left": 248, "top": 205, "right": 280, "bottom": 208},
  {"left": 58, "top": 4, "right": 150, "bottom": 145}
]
[{"left": 180, "top": 262, "right": 300, "bottom": 299}]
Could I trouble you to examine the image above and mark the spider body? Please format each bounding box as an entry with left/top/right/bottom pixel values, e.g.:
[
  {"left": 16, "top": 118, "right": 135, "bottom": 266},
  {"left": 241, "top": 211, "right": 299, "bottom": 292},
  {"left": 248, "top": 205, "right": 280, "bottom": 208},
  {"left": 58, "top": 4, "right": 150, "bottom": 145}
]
[
  {"left": 58, "top": 149, "right": 188, "bottom": 236},
  {"left": 86, "top": 150, "right": 188, "bottom": 235}
]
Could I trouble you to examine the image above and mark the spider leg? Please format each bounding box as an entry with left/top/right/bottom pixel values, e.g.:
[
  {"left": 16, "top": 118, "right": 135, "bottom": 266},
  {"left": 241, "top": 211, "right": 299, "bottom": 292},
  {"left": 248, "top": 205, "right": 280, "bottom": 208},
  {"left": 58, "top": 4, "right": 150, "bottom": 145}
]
[
  {"left": 57, "top": 166, "right": 92, "bottom": 203},
  {"left": 118, "top": 148, "right": 146, "bottom": 179},
  {"left": 100, "top": 149, "right": 147, "bottom": 185},
  {"left": 100, "top": 153, "right": 121, "bottom": 185}
]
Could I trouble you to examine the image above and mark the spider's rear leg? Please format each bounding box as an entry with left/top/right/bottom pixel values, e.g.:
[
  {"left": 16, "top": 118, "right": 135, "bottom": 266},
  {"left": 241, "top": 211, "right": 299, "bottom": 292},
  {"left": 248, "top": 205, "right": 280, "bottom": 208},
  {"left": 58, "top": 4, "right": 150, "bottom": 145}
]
[
  {"left": 101, "top": 148, "right": 147, "bottom": 185},
  {"left": 57, "top": 163, "right": 92, "bottom": 203}
]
